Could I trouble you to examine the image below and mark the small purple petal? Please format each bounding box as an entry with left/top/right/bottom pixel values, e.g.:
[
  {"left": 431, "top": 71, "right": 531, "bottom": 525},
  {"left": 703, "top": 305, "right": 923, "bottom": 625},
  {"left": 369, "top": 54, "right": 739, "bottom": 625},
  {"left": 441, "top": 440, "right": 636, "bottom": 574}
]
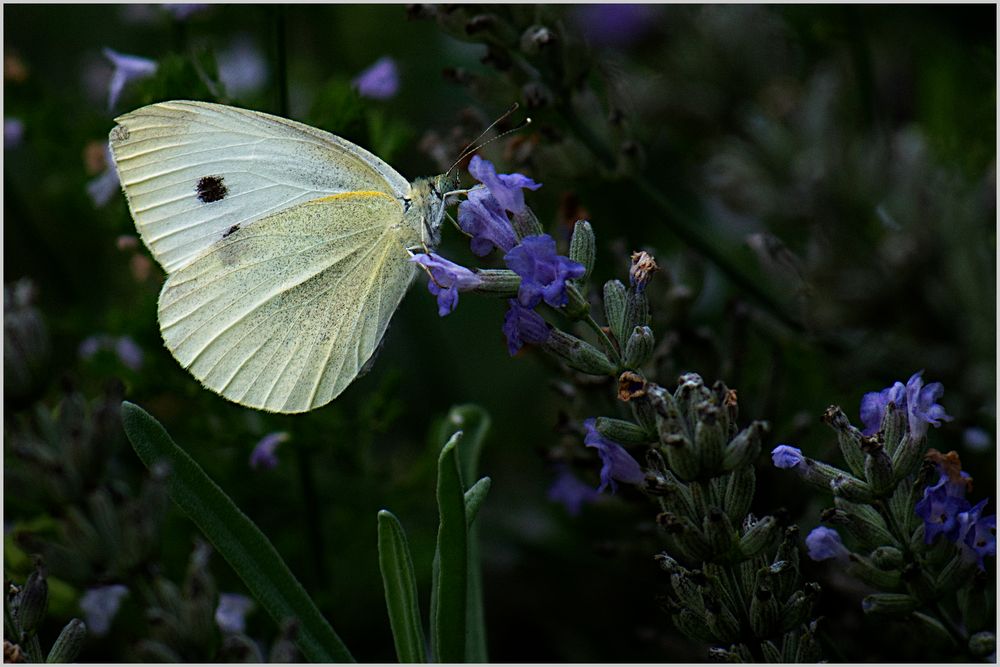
[
  {"left": 410, "top": 253, "right": 483, "bottom": 316},
  {"left": 904, "top": 371, "right": 953, "bottom": 440},
  {"left": 250, "top": 431, "right": 288, "bottom": 470},
  {"left": 501, "top": 299, "right": 550, "bottom": 355},
  {"left": 103, "top": 48, "right": 157, "bottom": 110},
  {"left": 805, "top": 526, "right": 849, "bottom": 561},
  {"left": 771, "top": 444, "right": 805, "bottom": 470},
  {"left": 353, "top": 56, "right": 399, "bottom": 100},
  {"left": 915, "top": 471, "right": 972, "bottom": 544},
  {"left": 583, "top": 418, "right": 645, "bottom": 493},
  {"left": 457, "top": 187, "right": 519, "bottom": 256},
  {"left": 504, "top": 234, "right": 585, "bottom": 309},
  {"left": 114, "top": 336, "right": 144, "bottom": 371},
  {"left": 215, "top": 593, "right": 254, "bottom": 634},
  {"left": 79, "top": 585, "right": 129, "bottom": 637},
  {"left": 573, "top": 4, "right": 658, "bottom": 47},
  {"left": 468, "top": 155, "right": 541, "bottom": 215},
  {"left": 217, "top": 35, "right": 268, "bottom": 96}
]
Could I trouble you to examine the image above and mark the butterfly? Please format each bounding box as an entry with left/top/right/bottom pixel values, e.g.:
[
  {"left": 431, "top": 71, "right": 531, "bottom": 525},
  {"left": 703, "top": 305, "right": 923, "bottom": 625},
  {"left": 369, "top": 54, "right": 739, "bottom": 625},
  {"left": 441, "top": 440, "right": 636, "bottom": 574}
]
[{"left": 110, "top": 100, "right": 457, "bottom": 413}]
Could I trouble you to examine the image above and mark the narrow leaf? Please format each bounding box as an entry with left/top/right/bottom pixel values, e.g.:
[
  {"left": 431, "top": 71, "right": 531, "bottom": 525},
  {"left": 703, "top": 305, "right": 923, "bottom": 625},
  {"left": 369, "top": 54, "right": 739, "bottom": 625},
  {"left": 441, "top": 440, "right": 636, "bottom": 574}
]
[
  {"left": 464, "top": 477, "right": 492, "bottom": 527},
  {"left": 121, "top": 402, "right": 354, "bottom": 664},
  {"left": 376, "top": 510, "right": 426, "bottom": 663},
  {"left": 430, "top": 432, "right": 467, "bottom": 663},
  {"left": 439, "top": 405, "right": 491, "bottom": 485}
]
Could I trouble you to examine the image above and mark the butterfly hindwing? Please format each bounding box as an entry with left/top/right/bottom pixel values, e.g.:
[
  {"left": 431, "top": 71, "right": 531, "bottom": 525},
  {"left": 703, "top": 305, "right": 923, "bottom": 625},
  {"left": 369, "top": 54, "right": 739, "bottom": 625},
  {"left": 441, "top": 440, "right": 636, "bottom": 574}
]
[
  {"left": 109, "top": 100, "right": 410, "bottom": 273},
  {"left": 157, "top": 191, "right": 417, "bottom": 413}
]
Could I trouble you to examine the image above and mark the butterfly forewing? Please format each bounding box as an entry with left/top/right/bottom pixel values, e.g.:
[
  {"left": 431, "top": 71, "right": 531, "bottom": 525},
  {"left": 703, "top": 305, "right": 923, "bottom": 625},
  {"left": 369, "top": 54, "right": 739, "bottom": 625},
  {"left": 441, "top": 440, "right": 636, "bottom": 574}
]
[
  {"left": 157, "top": 192, "right": 418, "bottom": 413},
  {"left": 109, "top": 100, "right": 410, "bottom": 273}
]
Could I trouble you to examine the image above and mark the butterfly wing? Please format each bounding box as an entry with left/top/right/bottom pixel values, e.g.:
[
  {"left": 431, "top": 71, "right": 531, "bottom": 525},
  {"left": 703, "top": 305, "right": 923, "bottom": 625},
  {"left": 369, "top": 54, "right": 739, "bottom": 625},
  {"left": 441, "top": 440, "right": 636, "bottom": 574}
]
[
  {"left": 109, "top": 100, "right": 410, "bottom": 273},
  {"left": 157, "top": 191, "right": 417, "bottom": 413}
]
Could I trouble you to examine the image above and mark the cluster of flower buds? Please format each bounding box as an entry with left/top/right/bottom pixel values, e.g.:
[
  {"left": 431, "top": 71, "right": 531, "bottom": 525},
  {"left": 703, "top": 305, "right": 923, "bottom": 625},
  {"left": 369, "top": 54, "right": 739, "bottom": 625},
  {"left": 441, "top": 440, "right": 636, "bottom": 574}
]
[
  {"left": 772, "top": 372, "right": 995, "bottom": 661},
  {"left": 4, "top": 565, "right": 86, "bottom": 663}
]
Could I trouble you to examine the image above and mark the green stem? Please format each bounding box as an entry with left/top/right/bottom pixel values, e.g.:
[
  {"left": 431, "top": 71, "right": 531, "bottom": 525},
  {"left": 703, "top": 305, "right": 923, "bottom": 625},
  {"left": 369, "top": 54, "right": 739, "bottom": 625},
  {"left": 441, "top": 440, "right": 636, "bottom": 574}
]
[
  {"left": 930, "top": 600, "right": 969, "bottom": 649},
  {"left": 583, "top": 314, "right": 620, "bottom": 365}
]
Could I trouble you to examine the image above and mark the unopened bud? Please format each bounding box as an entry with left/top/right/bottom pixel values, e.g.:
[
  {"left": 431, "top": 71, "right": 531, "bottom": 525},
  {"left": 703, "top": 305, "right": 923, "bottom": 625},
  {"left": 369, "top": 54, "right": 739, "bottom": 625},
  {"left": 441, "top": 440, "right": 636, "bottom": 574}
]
[
  {"left": 17, "top": 569, "right": 48, "bottom": 635},
  {"left": 722, "top": 421, "right": 766, "bottom": 471},
  {"left": 568, "top": 220, "right": 595, "bottom": 284},
  {"left": 46, "top": 618, "right": 86, "bottom": 663},
  {"left": 520, "top": 24, "right": 557, "bottom": 54},
  {"left": 861, "top": 593, "right": 918, "bottom": 616},
  {"left": 603, "top": 280, "right": 628, "bottom": 345},
  {"left": 724, "top": 465, "right": 755, "bottom": 523},
  {"left": 861, "top": 439, "right": 894, "bottom": 495},
  {"left": 739, "top": 516, "right": 778, "bottom": 558},
  {"left": 543, "top": 330, "right": 616, "bottom": 375},
  {"left": 749, "top": 583, "right": 780, "bottom": 637},
  {"left": 822, "top": 405, "right": 866, "bottom": 477},
  {"left": 623, "top": 326, "right": 654, "bottom": 368},
  {"left": 870, "top": 546, "right": 904, "bottom": 570},
  {"left": 969, "top": 631, "right": 996, "bottom": 659},
  {"left": 595, "top": 417, "right": 652, "bottom": 445},
  {"left": 695, "top": 408, "right": 725, "bottom": 474},
  {"left": 829, "top": 474, "right": 875, "bottom": 503},
  {"left": 704, "top": 508, "right": 737, "bottom": 557},
  {"left": 848, "top": 554, "right": 901, "bottom": 589},
  {"left": 472, "top": 269, "right": 520, "bottom": 295},
  {"left": 511, "top": 206, "right": 543, "bottom": 239}
]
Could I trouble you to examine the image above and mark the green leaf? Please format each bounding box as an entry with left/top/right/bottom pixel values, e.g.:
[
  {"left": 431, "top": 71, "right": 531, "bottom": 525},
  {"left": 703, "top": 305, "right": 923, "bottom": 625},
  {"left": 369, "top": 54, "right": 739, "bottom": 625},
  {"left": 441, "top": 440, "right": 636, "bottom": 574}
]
[
  {"left": 430, "top": 432, "right": 467, "bottom": 663},
  {"left": 376, "top": 510, "right": 426, "bottom": 663},
  {"left": 437, "top": 404, "right": 491, "bottom": 485},
  {"left": 120, "top": 402, "right": 354, "bottom": 664},
  {"left": 464, "top": 477, "right": 492, "bottom": 527}
]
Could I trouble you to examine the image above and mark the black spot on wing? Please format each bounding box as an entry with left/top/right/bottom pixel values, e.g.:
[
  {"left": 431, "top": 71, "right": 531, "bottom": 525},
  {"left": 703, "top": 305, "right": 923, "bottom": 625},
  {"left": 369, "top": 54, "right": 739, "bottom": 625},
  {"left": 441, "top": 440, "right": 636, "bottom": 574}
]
[
  {"left": 223, "top": 224, "right": 240, "bottom": 238},
  {"left": 196, "top": 175, "right": 228, "bottom": 203}
]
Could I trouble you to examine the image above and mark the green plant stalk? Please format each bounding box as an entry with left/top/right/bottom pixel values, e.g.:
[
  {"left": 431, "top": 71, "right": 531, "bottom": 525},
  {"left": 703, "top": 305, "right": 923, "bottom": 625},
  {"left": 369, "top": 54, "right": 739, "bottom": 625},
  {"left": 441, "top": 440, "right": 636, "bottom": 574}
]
[
  {"left": 430, "top": 433, "right": 468, "bottom": 663},
  {"left": 121, "top": 402, "right": 354, "bottom": 663}
]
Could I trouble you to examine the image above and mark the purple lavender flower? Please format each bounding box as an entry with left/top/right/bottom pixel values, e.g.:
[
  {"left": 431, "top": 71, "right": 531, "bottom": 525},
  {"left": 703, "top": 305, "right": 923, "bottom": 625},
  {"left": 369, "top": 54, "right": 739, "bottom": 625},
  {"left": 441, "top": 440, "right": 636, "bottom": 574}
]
[
  {"left": 572, "top": 4, "right": 658, "bottom": 48},
  {"left": 903, "top": 371, "right": 953, "bottom": 440},
  {"left": 217, "top": 35, "right": 268, "bottom": 96},
  {"left": 771, "top": 444, "right": 805, "bottom": 470},
  {"left": 457, "top": 187, "right": 519, "bottom": 256},
  {"left": 859, "top": 371, "right": 952, "bottom": 439},
  {"left": 409, "top": 253, "right": 483, "bottom": 317},
  {"left": 103, "top": 48, "right": 157, "bottom": 110},
  {"left": 249, "top": 432, "right": 288, "bottom": 470},
  {"left": 501, "top": 299, "right": 550, "bottom": 355},
  {"left": 215, "top": 593, "right": 254, "bottom": 634},
  {"left": 959, "top": 501, "right": 996, "bottom": 570},
  {"left": 79, "top": 584, "right": 129, "bottom": 637},
  {"left": 87, "top": 144, "right": 119, "bottom": 207},
  {"left": 805, "top": 526, "right": 849, "bottom": 561},
  {"left": 468, "top": 155, "right": 541, "bottom": 215},
  {"left": 352, "top": 56, "right": 399, "bottom": 100},
  {"left": 583, "top": 418, "right": 645, "bottom": 493},
  {"left": 915, "top": 471, "right": 972, "bottom": 544},
  {"left": 4, "top": 118, "right": 24, "bottom": 150},
  {"left": 504, "top": 235, "right": 586, "bottom": 309},
  {"left": 547, "top": 465, "right": 601, "bottom": 516},
  {"left": 162, "top": 3, "right": 207, "bottom": 20}
]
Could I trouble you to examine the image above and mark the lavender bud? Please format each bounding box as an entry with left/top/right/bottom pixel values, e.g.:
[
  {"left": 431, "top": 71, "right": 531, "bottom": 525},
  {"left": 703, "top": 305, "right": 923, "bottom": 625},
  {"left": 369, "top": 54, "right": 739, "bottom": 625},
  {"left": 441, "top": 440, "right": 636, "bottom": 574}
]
[
  {"left": 17, "top": 569, "right": 48, "bottom": 635},
  {"left": 968, "top": 632, "right": 996, "bottom": 659},
  {"left": 861, "top": 439, "right": 894, "bottom": 495},
  {"left": 705, "top": 605, "right": 740, "bottom": 643},
  {"left": 723, "top": 421, "right": 766, "bottom": 471},
  {"left": 46, "top": 618, "right": 86, "bottom": 663},
  {"left": 543, "top": 330, "right": 616, "bottom": 375},
  {"left": 602, "top": 279, "right": 628, "bottom": 345},
  {"left": 738, "top": 515, "right": 778, "bottom": 558},
  {"left": 829, "top": 474, "right": 875, "bottom": 503},
  {"left": 879, "top": 400, "right": 908, "bottom": 456},
  {"left": 595, "top": 417, "right": 652, "bottom": 445},
  {"left": 624, "top": 286, "right": 650, "bottom": 334},
  {"left": 473, "top": 269, "right": 521, "bottom": 295},
  {"left": 511, "top": 206, "right": 543, "bottom": 239},
  {"left": 749, "top": 581, "right": 780, "bottom": 637},
  {"left": 704, "top": 508, "right": 738, "bottom": 556},
  {"left": 848, "top": 554, "right": 902, "bottom": 589},
  {"left": 861, "top": 593, "right": 918, "bottom": 616},
  {"left": 822, "top": 405, "right": 867, "bottom": 478},
  {"left": 870, "top": 546, "right": 904, "bottom": 570},
  {"left": 890, "top": 427, "right": 925, "bottom": 481},
  {"left": 695, "top": 408, "right": 725, "bottom": 474},
  {"left": 781, "top": 583, "right": 820, "bottom": 632},
  {"left": 935, "top": 553, "right": 979, "bottom": 593},
  {"left": 663, "top": 436, "right": 700, "bottom": 482},
  {"left": 623, "top": 325, "right": 654, "bottom": 368},
  {"left": 568, "top": 220, "right": 595, "bottom": 283},
  {"left": 760, "top": 640, "right": 782, "bottom": 663},
  {"left": 673, "top": 608, "right": 715, "bottom": 643},
  {"left": 724, "top": 465, "right": 755, "bottom": 523}
]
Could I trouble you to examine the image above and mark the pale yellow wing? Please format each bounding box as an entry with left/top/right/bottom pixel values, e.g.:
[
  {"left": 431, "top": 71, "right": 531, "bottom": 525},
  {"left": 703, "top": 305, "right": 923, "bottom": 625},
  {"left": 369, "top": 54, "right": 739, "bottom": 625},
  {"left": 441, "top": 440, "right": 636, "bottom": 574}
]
[
  {"left": 109, "top": 100, "right": 410, "bottom": 273},
  {"left": 157, "top": 191, "right": 417, "bottom": 413}
]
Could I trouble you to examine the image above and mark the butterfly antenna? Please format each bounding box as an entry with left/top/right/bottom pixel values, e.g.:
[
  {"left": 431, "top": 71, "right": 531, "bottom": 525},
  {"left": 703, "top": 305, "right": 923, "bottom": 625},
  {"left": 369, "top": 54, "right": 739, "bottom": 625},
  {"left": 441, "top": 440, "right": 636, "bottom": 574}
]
[{"left": 445, "top": 103, "right": 532, "bottom": 176}]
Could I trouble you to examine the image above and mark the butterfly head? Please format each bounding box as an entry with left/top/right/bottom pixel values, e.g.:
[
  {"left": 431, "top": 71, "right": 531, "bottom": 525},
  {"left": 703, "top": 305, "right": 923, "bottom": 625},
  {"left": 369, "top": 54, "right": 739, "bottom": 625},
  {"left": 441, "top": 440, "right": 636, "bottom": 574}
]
[{"left": 409, "top": 173, "right": 459, "bottom": 248}]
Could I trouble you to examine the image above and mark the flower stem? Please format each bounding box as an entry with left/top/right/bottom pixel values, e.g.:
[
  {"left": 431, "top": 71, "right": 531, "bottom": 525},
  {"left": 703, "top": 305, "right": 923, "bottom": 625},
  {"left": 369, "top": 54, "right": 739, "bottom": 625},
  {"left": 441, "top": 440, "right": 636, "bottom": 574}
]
[{"left": 583, "top": 313, "right": 621, "bottom": 366}]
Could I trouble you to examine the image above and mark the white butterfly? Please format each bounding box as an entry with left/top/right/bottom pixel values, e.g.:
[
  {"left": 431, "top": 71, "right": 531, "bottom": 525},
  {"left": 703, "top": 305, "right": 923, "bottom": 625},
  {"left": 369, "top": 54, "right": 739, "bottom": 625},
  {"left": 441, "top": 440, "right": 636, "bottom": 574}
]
[{"left": 110, "top": 100, "right": 455, "bottom": 413}]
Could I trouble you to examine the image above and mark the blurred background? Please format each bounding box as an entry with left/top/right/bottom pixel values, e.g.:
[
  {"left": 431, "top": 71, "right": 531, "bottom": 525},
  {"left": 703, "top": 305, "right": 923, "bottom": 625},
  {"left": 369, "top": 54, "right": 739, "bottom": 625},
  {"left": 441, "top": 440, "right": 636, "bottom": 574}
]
[{"left": 4, "top": 4, "right": 995, "bottom": 662}]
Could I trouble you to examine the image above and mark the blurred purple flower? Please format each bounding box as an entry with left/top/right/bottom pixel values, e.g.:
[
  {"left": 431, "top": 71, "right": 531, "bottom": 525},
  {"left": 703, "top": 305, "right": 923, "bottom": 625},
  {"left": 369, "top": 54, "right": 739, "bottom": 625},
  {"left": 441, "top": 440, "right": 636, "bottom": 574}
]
[
  {"left": 4, "top": 118, "right": 24, "bottom": 150},
  {"left": 504, "top": 235, "right": 585, "bottom": 309},
  {"left": 771, "top": 444, "right": 805, "bottom": 470},
  {"left": 87, "top": 144, "right": 119, "bottom": 207},
  {"left": 250, "top": 432, "right": 289, "bottom": 470},
  {"left": 915, "top": 470, "right": 972, "bottom": 544},
  {"left": 859, "top": 371, "right": 951, "bottom": 439},
  {"left": 353, "top": 56, "right": 399, "bottom": 100},
  {"left": 162, "top": 3, "right": 207, "bottom": 19},
  {"left": 583, "top": 418, "right": 644, "bottom": 493},
  {"left": 457, "top": 187, "right": 519, "bottom": 256},
  {"left": 805, "top": 527, "right": 849, "bottom": 561},
  {"left": 409, "top": 252, "right": 482, "bottom": 316},
  {"left": 79, "top": 334, "right": 143, "bottom": 370},
  {"left": 215, "top": 593, "right": 254, "bottom": 634},
  {"left": 79, "top": 584, "right": 129, "bottom": 636},
  {"left": 501, "top": 299, "right": 550, "bottom": 356},
  {"left": 103, "top": 48, "right": 157, "bottom": 110},
  {"left": 963, "top": 427, "right": 992, "bottom": 452},
  {"left": 217, "top": 35, "right": 268, "bottom": 96},
  {"left": 548, "top": 465, "right": 600, "bottom": 516},
  {"left": 959, "top": 500, "right": 996, "bottom": 570},
  {"left": 573, "top": 4, "right": 658, "bottom": 47},
  {"left": 468, "top": 155, "right": 541, "bottom": 215}
]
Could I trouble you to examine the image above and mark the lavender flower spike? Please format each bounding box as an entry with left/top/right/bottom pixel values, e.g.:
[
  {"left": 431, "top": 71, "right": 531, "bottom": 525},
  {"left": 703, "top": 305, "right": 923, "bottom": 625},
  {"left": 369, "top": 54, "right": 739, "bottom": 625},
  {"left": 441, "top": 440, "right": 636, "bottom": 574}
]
[
  {"left": 353, "top": 56, "right": 399, "bottom": 100},
  {"left": 502, "top": 299, "right": 550, "bottom": 355},
  {"left": 805, "top": 526, "right": 849, "bottom": 561},
  {"left": 457, "top": 186, "right": 519, "bottom": 256},
  {"left": 504, "top": 235, "right": 586, "bottom": 309},
  {"left": 103, "top": 48, "right": 157, "bottom": 110},
  {"left": 410, "top": 252, "right": 483, "bottom": 316},
  {"left": 468, "top": 155, "right": 541, "bottom": 215},
  {"left": 583, "top": 418, "right": 645, "bottom": 493}
]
